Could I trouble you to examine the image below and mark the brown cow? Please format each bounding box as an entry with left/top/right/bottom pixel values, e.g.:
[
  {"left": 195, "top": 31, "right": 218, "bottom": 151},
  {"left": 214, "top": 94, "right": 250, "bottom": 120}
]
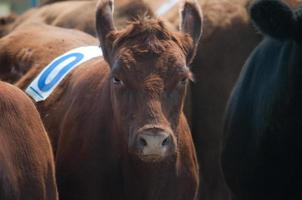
[
  {"left": 0, "top": 0, "right": 203, "bottom": 199},
  {"left": 0, "top": 0, "right": 154, "bottom": 38},
  {"left": 0, "top": 81, "right": 58, "bottom": 200}
]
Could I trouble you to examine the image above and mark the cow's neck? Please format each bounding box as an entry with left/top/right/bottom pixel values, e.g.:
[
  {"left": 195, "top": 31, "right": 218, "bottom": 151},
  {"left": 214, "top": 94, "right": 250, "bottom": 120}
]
[
  {"left": 118, "top": 125, "right": 189, "bottom": 200},
  {"left": 122, "top": 154, "right": 180, "bottom": 200}
]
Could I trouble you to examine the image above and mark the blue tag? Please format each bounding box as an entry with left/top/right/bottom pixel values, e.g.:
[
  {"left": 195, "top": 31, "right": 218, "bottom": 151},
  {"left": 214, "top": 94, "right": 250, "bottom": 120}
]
[{"left": 26, "top": 46, "right": 103, "bottom": 102}]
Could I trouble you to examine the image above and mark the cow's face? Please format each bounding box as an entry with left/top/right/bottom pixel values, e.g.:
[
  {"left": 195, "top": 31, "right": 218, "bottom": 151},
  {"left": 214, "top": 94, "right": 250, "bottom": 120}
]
[
  {"left": 96, "top": 0, "right": 202, "bottom": 162},
  {"left": 110, "top": 36, "right": 192, "bottom": 162}
]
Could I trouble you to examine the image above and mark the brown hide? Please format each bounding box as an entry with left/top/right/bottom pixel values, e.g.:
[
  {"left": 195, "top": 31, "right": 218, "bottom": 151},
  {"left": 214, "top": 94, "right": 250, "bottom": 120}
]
[
  {"left": 40, "top": 0, "right": 140, "bottom": 6},
  {"left": 0, "top": 1, "right": 201, "bottom": 199},
  {"left": 190, "top": 1, "right": 261, "bottom": 200},
  {"left": 40, "top": 0, "right": 93, "bottom": 6},
  {"left": 0, "top": 14, "right": 17, "bottom": 39},
  {"left": 0, "top": 81, "right": 58, "bottom": 200},
  {"left": 0, "top": 23, "right": 98, "bottom": 83},
  {"left": 0, "top": 0, "right": 154, "bottom": 38}
]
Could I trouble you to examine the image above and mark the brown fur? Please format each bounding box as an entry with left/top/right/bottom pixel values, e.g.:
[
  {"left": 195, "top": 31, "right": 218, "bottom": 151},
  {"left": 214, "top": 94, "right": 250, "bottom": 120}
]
[
  {"left": 40, "top": 0, "right": 93, "bottom": 6},
  {"left": 0, "top": 14, "right": 17, "bottom": 38},
  {"left": 0, "top": 81, "right": 58, "bottom": 200},
  {"left": 189, "top": 2, "right": 261, "bottom": 200},
  {"left": 0, "top": 0, "right": 202, "bottom": 199},
  {"left": 0, "top": 0, "right": 154, "bottom": 38},
  {"left": 0, "top": 23, "right": 98, "bottom": 83}
]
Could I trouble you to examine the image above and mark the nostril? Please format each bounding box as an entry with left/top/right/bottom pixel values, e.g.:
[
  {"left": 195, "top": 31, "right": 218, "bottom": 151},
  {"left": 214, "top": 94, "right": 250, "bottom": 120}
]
[
  {"left": 161, "top": 136, "right": 170, "bottom": 147},
  {"left": 138, "top": 137, "right": 147, "bottom": 147}
]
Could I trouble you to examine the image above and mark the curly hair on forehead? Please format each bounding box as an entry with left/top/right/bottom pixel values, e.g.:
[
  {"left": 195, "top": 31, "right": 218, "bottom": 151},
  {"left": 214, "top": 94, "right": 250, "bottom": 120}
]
[
  {"left": 110, "top": 15, "right": 194, "bottom": 60},
  {"left": 110, "top": 16, "right": 172, "bottom": 53}
]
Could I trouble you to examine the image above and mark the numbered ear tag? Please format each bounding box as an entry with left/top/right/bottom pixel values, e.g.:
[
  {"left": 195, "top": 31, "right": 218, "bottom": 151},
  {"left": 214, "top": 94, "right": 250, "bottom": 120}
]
[{"left": 26, "top": 46, "right": 103, "bottom": 102}]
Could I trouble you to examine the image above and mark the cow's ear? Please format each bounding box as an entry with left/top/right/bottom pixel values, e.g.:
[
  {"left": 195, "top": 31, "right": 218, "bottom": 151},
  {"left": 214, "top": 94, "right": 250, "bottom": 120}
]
[
  {"left": 249, "top": 0, "right": 294, "bottom": 40},
  {"left": 179, "top": 0, "right": 203, "bottom": 65},
  {"left": 96, "top": 0, "right": 117, "bottom": 66}
]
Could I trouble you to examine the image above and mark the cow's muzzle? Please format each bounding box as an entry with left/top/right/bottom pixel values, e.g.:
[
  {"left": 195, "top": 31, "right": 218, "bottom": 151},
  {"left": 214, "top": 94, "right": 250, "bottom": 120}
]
[{"left": 130, "top": 127, "right": 176, "bottom": 162}]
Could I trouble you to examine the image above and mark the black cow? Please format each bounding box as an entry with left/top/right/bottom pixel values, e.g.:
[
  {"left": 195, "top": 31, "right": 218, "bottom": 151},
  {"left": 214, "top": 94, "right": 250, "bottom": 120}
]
[{"left": 221, "top": 0, "right": 302, "bottom": 200}]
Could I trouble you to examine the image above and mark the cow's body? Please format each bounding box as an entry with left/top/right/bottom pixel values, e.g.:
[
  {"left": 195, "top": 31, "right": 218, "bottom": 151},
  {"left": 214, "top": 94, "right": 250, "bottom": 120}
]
[
  {"left": 0, "top": 81, "right": 58, "bottom": 200},
  {"left": 0, "top": 0, "right": 154, "bottom": 38},
  {"left": 189, "top": 2, "right": 260, "bottom": 200},
  {"left": 0, "top": 23, "right": 97, "bottom": 149},
  {"left": 222, "top": 1, "right": 302, "bottom": 200},
  {"left": 0, "top": 0, "right": 203, "bottom": 199},
  {"left": 0, "top": 23, "right": 98, "bottom": 83},
  {"left": 40, "top": 0, "right": 93, "bottom": 6}
]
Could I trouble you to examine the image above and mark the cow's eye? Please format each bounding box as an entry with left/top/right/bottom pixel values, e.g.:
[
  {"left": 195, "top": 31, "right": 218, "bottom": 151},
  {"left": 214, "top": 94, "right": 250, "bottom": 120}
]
[{"left": 112, "top": 77, "right": 124, "bottom": 85}]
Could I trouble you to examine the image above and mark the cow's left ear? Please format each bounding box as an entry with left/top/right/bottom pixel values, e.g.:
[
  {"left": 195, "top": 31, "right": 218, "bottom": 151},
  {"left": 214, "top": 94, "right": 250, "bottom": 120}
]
[
  {"left": 249, "top": 0, "right": 295, "bottom": 40},
  {"left": 96, "top": 0, "right": 117, "bottom": 66},
  {"left": 179, "top": 0, "right": 203, "bottom": 64}
]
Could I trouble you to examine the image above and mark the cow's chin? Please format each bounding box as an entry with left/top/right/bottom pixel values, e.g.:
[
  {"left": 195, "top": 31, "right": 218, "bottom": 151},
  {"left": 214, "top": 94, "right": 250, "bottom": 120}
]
[
  {"left": 130, "top": 152, "right": 177, "bottom": 164},
  {"left": 138, "top": 154, "right": 166, "bottom": 163}
]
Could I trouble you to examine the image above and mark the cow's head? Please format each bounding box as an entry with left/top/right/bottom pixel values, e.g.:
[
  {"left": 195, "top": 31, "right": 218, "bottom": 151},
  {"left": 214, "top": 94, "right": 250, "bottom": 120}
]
[
  {"left": 249, "top": 0, "right": 302, "bottom": 44},
  {"left": 96, "top": 0, "right": 202, "bottom": 162}
]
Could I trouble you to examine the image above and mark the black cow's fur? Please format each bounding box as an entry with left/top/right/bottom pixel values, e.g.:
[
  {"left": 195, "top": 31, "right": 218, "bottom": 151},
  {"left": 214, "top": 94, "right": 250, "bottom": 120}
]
[{"left": 221, "top": 1, "right": 302, "bottom": 200}]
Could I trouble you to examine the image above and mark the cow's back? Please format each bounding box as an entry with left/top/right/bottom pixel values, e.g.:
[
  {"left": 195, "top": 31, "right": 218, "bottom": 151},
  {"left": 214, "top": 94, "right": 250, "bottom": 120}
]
[
  {"left": 0, "top": 23, "right": 98, "bottom": 83},
  {"left": 0, "top": 81, "right": 58, "bottom": 200},
  {"left": 40, "top": 0, "right": 93, "bottom": 6},
  {"left": 3, "top": 0, "right": 154, "bottom": 38}
]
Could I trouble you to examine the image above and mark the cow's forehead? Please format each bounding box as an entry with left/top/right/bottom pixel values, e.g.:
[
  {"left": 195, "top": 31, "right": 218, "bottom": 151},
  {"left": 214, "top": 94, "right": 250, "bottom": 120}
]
[{"left": 114, "top": 45, "right": 186, "bottom": 72}]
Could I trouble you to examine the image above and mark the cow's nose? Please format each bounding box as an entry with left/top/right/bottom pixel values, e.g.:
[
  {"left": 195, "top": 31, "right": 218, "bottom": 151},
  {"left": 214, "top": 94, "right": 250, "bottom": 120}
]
[{"left": 134, "top": 129, "right": 175, "bottom": 161}]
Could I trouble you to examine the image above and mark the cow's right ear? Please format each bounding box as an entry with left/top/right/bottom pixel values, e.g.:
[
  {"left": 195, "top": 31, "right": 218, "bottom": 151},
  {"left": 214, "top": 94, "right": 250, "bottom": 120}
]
[
  {"left": 96, "top": 0, "right": 117, "bottom": 66},
  {"left": 179, "top": 0, "right": 203, "bottom": 65}
]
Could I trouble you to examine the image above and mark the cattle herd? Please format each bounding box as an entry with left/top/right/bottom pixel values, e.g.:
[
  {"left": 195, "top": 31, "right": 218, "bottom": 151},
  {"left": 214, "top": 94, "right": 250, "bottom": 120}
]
[{"left": 0, "top": 0, "right": 301, "bottom": 199}]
